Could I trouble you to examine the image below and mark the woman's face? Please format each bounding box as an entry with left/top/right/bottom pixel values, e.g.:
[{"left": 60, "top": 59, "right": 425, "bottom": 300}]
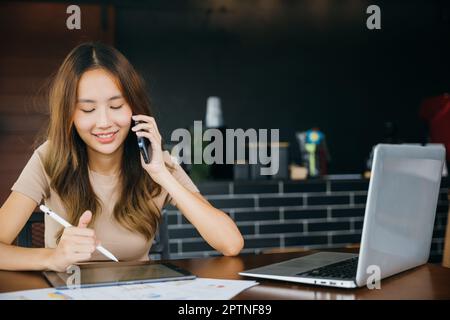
[{"left": 73, "top": 68, "right": 132, "bottom": 157}]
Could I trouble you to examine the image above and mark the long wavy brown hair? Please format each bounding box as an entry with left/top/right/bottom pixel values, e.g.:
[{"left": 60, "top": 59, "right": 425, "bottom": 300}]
[{"left": 40, "top": 42, "right": 173, "bottom": 242}]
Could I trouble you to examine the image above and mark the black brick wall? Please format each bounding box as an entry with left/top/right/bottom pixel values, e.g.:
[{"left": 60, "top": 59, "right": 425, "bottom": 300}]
[{"left": 164, "top": 178, "right": 449, "bottom": 263}]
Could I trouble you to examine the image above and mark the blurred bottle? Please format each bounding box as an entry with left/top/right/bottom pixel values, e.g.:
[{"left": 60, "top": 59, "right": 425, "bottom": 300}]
[
  {"left": 205, "top": 96, "right": 224, "bottom": 128},
  {"left": 204, "top": 96, "right": 233, "bottom": 180},
  {"left": 296, "top": 128, "right": 330, "bottom": 178}
]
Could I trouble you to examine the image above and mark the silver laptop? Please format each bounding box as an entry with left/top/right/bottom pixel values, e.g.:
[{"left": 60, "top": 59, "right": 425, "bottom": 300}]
[{"left": 239, "top": 144, "right": 445, "bottom": 288}]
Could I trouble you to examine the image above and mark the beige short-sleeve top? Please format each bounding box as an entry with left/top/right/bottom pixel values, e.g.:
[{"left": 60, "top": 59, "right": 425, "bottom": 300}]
[{"left": 11, "top": 140, "right": 199, "bottom": 261}]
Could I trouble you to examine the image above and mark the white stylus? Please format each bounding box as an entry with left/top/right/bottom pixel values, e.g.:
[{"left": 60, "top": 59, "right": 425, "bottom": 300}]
[{"left": 39, "top": 205, "right": 119, "bottom": 262}]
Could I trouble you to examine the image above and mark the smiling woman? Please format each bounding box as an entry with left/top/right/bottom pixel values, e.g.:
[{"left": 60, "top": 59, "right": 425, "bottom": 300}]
[
  {"left": 0, "top": 42, "right": 244, "bottom": 272},
  {"left": 42, "top": 43, "right": 170, "bottom": 256}
]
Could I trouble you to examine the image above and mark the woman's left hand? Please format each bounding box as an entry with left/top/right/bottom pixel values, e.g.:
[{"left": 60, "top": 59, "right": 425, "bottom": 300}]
[{"left": 131, "top": 114, "right": 170, "bottom": 185}]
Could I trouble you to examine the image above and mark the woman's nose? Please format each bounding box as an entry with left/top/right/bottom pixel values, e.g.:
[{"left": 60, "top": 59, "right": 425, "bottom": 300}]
[{"left": 96, "top": 107, "right": 112, "bottom": 128}]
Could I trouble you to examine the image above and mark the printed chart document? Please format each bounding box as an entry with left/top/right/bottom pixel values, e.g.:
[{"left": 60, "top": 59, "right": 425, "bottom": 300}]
[{"left": 0, "top": 278, "right": 258, "bottom": 300}]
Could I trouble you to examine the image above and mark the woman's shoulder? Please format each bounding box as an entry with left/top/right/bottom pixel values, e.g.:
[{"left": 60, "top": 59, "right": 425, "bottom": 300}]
[{"left": 34, "top": 140, "right": 50, "bottom": 158}]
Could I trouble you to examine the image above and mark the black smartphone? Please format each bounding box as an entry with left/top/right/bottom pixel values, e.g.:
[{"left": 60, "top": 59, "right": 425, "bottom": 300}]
[{"left": 134, "top": 119, "right": 152, "bottom": 164}]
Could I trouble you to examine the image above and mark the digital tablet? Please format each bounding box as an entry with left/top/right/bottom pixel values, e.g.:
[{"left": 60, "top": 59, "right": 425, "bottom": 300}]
[{"left": 43, "top": 262, "right": 196, "bottom": 289}]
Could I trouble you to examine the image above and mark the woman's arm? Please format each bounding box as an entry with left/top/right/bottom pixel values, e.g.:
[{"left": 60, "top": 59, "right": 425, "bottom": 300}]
[
  {"left": 158, "top": 172, "right": 244, "bottom": 256},
  {"left": 132, "top": 115, "right": 244, "bottom": 256},
  {"left": 0, "top": 191, "right": 53, "bottom": 270},
  {"left": 0, "top": 192, "right": 97, "bottom": 271}
]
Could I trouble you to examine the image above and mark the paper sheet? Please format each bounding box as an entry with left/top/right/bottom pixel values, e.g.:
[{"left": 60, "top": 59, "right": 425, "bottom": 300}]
[{"left": 0, "top": 278, "right": 258, "bottom": 300}]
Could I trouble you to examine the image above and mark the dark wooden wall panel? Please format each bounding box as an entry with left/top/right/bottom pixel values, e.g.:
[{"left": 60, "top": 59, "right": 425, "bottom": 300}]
[{"left": 0, "top": 1, "right": 116, "bottom": 205}]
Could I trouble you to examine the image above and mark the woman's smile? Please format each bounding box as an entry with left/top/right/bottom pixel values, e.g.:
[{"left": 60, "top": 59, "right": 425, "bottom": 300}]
[{"left": 92, "top": 130, "right": 119, "bottom": 144}]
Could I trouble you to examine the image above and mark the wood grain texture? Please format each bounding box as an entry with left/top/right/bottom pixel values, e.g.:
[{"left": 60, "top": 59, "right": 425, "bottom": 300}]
[
  {"left": 0, "top": 1, "right": 115, "bottom": 204},
  {"left": 1, "top": 250, "right": 450, "bottom": 299}
]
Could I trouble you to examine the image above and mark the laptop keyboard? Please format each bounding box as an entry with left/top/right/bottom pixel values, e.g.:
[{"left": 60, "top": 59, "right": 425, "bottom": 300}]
[{"left": 297, "top": 257, "right": 358, "bottom": 280}]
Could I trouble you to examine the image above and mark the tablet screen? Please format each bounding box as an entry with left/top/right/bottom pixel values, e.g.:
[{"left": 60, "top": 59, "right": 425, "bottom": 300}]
[{"left": 43, "top": 263, "right": 196, "bottom": 289}]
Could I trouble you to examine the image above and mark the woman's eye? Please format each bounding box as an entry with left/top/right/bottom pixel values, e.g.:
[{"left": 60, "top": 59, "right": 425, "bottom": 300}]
[
  {"left": 111, "top": 104, "right": 123, "bottom": 110},
  {"left": 82, "top": 108, "right": 95, "bottom": 113}
]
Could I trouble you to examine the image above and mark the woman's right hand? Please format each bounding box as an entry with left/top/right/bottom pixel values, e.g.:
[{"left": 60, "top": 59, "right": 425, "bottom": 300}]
[{"left": 46, "top": 210, "right": 97, "bottom": 272}]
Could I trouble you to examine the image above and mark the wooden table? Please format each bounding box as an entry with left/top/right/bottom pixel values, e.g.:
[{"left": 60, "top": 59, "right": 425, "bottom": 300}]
[{"left": 1, "top": 250, "right": 450, "bottom": 299}]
